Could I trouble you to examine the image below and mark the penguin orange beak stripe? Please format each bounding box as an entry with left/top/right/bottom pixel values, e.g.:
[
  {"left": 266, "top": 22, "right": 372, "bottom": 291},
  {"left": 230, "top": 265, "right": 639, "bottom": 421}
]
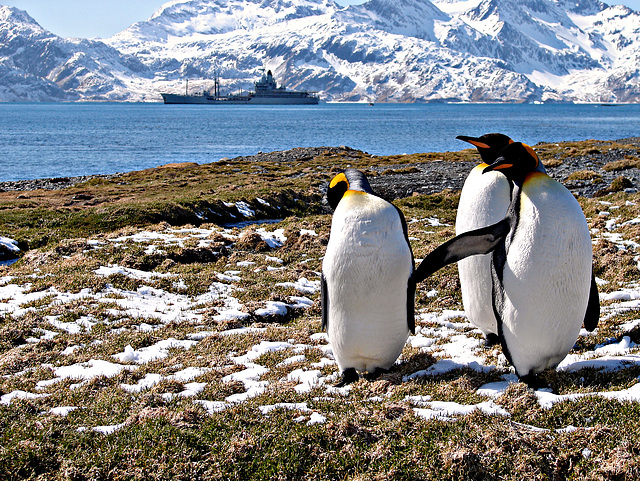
[
  {"left": 467, "top": 140, "right": 491, "bottom": 149},
  {"left": 483, "top": 160, "right": 511, "bottom": 173},
  {"left": 492, "top": 163, "right": 513, "bottom": 170}
]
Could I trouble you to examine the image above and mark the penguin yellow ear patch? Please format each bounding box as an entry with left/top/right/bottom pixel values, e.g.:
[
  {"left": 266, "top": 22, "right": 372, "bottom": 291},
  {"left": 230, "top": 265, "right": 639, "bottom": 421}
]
[
  {"left": 330, "top": 172, "right": 349, "bottom": 189},
  {"left": 327, "top": 172, "right": 351, "bottom": 210}
]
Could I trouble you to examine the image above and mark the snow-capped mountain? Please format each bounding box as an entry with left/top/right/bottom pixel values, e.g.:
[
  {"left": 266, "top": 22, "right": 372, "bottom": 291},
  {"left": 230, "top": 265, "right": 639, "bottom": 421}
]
[
  {"left": 0, "top": 0, "right": 639, "bottom": 102},
  {"left": 110, "top": 0, "right": 339, "bottom": 44},
  {"left": 0, "top": 6, "right": 153, "bottom": 101}
]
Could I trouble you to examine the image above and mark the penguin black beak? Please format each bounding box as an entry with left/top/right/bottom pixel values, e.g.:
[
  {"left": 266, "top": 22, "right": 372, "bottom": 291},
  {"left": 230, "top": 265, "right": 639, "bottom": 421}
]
[{"left": 483, "top": 157, "right": 513, "bottom": 174}]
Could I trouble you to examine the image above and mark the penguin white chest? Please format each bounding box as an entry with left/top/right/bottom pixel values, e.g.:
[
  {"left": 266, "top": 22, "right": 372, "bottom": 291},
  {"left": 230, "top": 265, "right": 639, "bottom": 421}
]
[
  {"left": 322, "top": 192, "right": 412, "bottom": 373},
  {"left": 456, "top": 166, "right": 511, "bottom": 337},
  {"left": 499, "top": 174, "right": 593, "bottom": 375}
]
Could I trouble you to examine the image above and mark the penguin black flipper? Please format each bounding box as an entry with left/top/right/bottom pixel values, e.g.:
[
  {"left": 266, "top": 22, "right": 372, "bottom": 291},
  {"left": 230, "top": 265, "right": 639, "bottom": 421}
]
[
  {"left": 393, "top": 204, "right": 417, "bottom": 335},
  {"left": 411, "top": 217, "right": 511, "bottom": 284},
  {"left": 583, "top": 272, "right": 600, "bottom": 332},
  {"left": 407, "top": 278, "right": 416, "bottom": 335},
  {"left": 321, "top": 273, "right": 329, "bottom": 331}
]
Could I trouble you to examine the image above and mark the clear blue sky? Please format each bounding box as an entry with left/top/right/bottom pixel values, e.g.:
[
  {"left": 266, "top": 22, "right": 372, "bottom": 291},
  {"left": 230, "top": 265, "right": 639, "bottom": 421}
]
[{"left": 3, "top": 0, "right": 639, "bottom": 38}]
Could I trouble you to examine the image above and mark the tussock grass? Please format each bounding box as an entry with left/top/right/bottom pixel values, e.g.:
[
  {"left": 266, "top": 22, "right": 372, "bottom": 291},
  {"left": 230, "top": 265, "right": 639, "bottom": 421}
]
[
  {"left": 566, "top": 170, "right": 604, "bottom": 182},
  {"left": 603, "top": 158, "right": 640, "bottom": 172}
]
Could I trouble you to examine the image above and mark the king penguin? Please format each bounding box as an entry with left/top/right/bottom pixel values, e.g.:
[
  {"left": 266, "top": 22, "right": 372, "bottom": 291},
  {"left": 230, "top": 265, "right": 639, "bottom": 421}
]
[
  {"left": 322, "top": 169, "right": 415, "bottom": 387},
  {"left": 455, "top": 134, "right": 516, "bottom": 345},
  {"left": 482, "top": 142, "right": 600, "bottom": 386}
]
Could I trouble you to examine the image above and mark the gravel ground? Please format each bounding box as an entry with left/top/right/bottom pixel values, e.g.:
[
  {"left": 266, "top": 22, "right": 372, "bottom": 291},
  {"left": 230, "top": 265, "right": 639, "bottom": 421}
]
[
  {"left": 0, "top": 174, "right": 120, "bottom": 193},
  {"left": 2, "top": 139, "right": 640, "bottom": 199},
  {"left": 370, "top": 137, "right": 640, "bottom": 200}
]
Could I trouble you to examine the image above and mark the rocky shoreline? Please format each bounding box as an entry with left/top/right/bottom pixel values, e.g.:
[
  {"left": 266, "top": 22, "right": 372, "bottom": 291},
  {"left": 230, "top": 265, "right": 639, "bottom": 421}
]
[
  {"left": 0, "top": 174, "right": 120, "bottom": 193},
  {"left": 2, "top": 139, "right": 640, "bottom": 199},
  {"left": 370, "top": 137, "right": 640, "bottom": 200}
]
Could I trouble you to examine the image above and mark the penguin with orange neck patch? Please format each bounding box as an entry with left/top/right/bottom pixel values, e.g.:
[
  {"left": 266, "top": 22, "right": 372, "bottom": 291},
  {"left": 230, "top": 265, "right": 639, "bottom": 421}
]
[
  {"left": 412, "top": 139, "right": 600, "bottom": 387},
  {"left": 322, "top": 169, "right": 415, "bottom": 386},
  {"left": 481, "top": 142, "right": 600, "bottom": 386}
]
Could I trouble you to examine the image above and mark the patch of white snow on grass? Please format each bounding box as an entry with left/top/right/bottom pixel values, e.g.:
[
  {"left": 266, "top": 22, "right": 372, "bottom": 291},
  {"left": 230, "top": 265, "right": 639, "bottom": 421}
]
[
  {"left": 275, "top": 277, "right": 321, "bottom": 294},
  {"left": 49, "top": 406, "right": 78, "bottom": 416},
  {"left": 37, "top": 360, "right": 137, "bottom": 390},
  {"left": 93, "top": 423, "right": 126, "bottom": 435},
  {"left": 121, "top": 373, "right": 164, "bottom": 393},
  {"left": 235, "top": 201, "right": 255, "bottom": 218},
  {"left": 195, "top": 400, "right": 229, "bottom": 414},
  {"left": 288, "top": 369, "right": 324, "bottom": 393},
  {"left": 113, "top": 339, "right": 198, "bottom": 364},
  {"left": 307, "top": 412, "right": 327, "bottom": 425},
  {"left": 254, "top": 301, "right": 289, "bottom": 317},
  {"left": 95, "top": 265, "right": 175, "bottom": 281},
  {"left": 47, "top": 315, "right": 96, "bottom": 334},
  {"left": 407, "top": 396, "right": 510, "bottom": 421},
  {"left": 256, "top": 228, "right": 287, "bottom": 248},
  {"left": 1, "top": 390, "right": 49, "bottom": 406}
]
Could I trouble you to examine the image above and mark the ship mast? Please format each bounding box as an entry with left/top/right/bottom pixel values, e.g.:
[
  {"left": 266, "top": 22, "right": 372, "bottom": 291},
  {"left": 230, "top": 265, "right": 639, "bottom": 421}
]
[{"left": 213, "top": 65, "right": 220, "bottom": 98}]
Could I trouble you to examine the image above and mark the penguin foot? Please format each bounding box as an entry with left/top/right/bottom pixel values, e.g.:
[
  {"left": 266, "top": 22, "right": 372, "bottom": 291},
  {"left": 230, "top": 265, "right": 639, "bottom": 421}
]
[
  {"left": 519, "top": 373, "right": 549, "bottom": 390},
  {"left": 364, "top": 367, "right": 389, "bottom": 381},
  {"left": 335, "top": 368, "right": 359, "bottom": 387},
  {"left": 484, "top": 333, "right": 500, "bottom": 347}
]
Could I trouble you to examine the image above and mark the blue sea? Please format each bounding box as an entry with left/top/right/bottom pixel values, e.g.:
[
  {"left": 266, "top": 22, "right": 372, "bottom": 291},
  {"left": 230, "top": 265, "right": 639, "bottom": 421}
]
[{"left": 1, "top": 102, "right": 639, "bottom": 182}]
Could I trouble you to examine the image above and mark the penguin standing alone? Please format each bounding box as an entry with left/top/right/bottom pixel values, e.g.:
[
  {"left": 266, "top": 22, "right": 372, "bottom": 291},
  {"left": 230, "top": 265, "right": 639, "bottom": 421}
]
[
  {"left": 481, "top": 142, "right": 600, "bottom": 386},
  {"left": 322, "top": 169, "right": 415, "bottom": 386}
]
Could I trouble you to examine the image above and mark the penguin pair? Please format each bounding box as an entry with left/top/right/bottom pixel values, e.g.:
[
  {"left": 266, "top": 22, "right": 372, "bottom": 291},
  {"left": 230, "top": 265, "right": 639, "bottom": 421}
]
[
  {"left": 445, "top": 134, "right": 600, "bottom": 386},
  {"left": 323, "top": 169, "right": 509, "bottom": 386}
]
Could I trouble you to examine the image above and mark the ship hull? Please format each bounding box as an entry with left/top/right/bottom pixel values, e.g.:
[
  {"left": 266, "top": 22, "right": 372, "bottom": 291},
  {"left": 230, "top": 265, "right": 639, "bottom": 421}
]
[{"left": 161, "top": 93, "right": 318, "bottom": 105}]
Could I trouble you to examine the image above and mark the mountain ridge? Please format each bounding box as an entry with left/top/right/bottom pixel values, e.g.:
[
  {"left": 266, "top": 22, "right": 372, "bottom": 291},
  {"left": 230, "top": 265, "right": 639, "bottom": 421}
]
[{"left": 0, "top": 0, "right": 638, "bottom": 103}]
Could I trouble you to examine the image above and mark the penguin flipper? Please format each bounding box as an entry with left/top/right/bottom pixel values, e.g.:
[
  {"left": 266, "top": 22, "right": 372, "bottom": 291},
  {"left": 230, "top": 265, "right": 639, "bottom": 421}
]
[
  {"left": 407, "top": 277, "right": 416, "bottom": 335},
  {"left": 393, "top": 203, "right": 417, "bottom": 335},
  {"left": 321, "top": 273, "right": 329, "bottom": 331},
  {"left": 411, "top": 218, "right": 510, "bottom": 284},
  {"left": 583, "top": 272, "right": 600, "bottom": 332}
]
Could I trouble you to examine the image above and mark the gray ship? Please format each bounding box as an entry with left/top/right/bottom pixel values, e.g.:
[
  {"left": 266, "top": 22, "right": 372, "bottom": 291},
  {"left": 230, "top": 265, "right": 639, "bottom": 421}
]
[{"left": 161, "top": 70, "right": 319, "bottom": 105}]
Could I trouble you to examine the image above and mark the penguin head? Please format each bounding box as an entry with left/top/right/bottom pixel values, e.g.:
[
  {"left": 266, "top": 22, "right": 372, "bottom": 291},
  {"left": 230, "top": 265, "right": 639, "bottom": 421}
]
[
  {"left": 327, "top": 169, "right": 375, "bottom": 210},
  {"left": 483, "top": 142, "right": 540, "bottom": 182},
  {"left": 456, "top": 133, "right": 514, "bottom": 164}
]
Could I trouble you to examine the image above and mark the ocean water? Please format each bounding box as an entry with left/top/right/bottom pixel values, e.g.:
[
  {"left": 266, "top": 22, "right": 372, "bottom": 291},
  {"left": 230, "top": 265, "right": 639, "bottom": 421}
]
[{"left": 1, "top": 102, "right": 639, "bottom": 182}]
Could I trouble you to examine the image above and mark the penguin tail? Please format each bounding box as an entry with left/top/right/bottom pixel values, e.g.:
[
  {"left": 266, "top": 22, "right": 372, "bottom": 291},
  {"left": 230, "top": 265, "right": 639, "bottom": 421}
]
[{"left": 583, "top": 272, "right": 600, "bottom": 332}]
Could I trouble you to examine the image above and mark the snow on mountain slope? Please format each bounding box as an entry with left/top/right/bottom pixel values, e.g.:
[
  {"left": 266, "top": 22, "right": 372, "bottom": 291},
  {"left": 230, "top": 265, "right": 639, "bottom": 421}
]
[
  {"left": 106, "top": 0, "right": 542, "bottom": 103},
  {"left": 336, "top": 0, "right": 451, "bottom": 42},
  {"left": 0, "top": 0, "right": 639, "bottom": 102},
  {"left": 0, "top": 6, "right": 154, "bottom": 101},
  {"left": 109, "top": 0, "right": 338, "bottom": 46},
  {"left": 449, "top": 0, "right": 604, "bottom": 73}
]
